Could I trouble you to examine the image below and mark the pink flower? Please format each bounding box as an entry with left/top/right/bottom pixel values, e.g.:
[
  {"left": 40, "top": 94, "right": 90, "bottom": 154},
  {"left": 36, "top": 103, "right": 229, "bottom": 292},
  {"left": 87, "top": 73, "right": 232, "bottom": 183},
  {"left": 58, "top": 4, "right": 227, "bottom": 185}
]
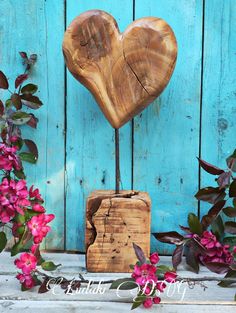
[
  {"left": 27, "top": 213, "right": 54, "bottom": 244},
  {"left": 0, "top": 144, "right": 21, "bottom": 171},
  {"left": 29, "top": 185, "right": 43, "bottom": 202},
  {"left": 143, "top": 285, "right": 152, "bottom": 295},
  {"left": 132, "top": 263, "right": 157, "bottom": 287},
  {"left": 0, "top": 178, "right": 30, "bottom": 223},
  {"left": 153, "top": 297, "right": 161, "bottom": 304},
  {"left": 14, "top": 253, "right": 37, "bottom": 274},
  {"left": 16, "top": 273, "right": 35, "bottom": 289},
  {"left": 200, "top": 231, "right": 218, "bottom": 249},
  {"left": 164, "top": 271, "right": 177, "bottom": 283},
  {"left": 150, "top": 252, "right": 160, "bottom": 265},
  {"left": 156, "top": 281, "right": 166, "bottom": 292},
  {"left": 32, "top": 203, "right": 45, "bottom": 213},
  {"left": 143, "top": 298, "right": 153, "bottom": 309}
]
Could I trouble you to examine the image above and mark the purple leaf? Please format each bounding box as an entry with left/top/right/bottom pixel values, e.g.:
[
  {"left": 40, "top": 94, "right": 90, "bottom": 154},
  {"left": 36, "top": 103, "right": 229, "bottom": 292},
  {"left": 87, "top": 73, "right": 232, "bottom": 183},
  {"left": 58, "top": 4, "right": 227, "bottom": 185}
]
[
  {"left": 172, "top": 245, "right": 183, "bottom": 269},
  {"left": 217, "top": 171, "right": 231, "bottom": 189},
  {"left": 185, "top": 242, "right": 199, "bottom": 273},
  {"left": 132, "top": 243, "right": 146, "bottom": 264},
  {"left": 218, "top": 269, "right": 236, "bottom": 287},
  {"left": 224, "top": 221, "right": 236, "bottom": 234},
  {"left": 201, "top": 200, "right": 226, "bottom": 229},
  {"left": 21, "top": 94, "right": 42, "bottom": 109},
  {"left": 229, "top": 180, "right": 236, "bottom": 197},
  {"left": 27, "top": 114, "right": 38, "bottom": 128},
  {"left": 204, "top": 262, "right": 229, "bottom": 274},
  {"left": 24, "top": 139, "right": 38, "bottom": 160},
  {"left": 0, "top": 100, "right": 4, "bottom": 116},
  {"left": 198, "top": 158, "right": 224, "bottom": 175},
  {"left": 223, "top": 206, "right": 236, "bottom": 217},
  {"left": 153, "top": 232, "right": 184, "bottom": 245},
  {"left": 227, "top": 150, "right": 236, "bottom": 172},
  {"left": 195, "top": 187, "right": 226, "bottom": 204},
  {"left": 15, "top": 74, "right": 28, "bottom": 89},
  {"left": 179, "top": 225, "right": 192, "bottom": 234},
  {"left": 0, "top": 71, "right": 9, "bottom": 89}
]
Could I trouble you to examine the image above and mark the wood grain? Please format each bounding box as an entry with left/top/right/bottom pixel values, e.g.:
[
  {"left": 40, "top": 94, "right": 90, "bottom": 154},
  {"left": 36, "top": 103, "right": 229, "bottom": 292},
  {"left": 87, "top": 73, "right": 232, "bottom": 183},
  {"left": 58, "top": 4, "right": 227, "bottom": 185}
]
[
  {"left": 86, "top": 190, "right": 151, "bottom": 272},
  {"left": 63, "top": 10, "right": 177, "bottom": 128}
]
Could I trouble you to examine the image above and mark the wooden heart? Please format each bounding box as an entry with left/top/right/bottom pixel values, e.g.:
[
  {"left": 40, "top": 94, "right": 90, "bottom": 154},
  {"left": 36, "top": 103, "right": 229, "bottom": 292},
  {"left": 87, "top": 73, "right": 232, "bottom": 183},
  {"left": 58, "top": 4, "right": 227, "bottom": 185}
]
[{"left": 63, "top": 10, "right": 177, "bottom": 129}]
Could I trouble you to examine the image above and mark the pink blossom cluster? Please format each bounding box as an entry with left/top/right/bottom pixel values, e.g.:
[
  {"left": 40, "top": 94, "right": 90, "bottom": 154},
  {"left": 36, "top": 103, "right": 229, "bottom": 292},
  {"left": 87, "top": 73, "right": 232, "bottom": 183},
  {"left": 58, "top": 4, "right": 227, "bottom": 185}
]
[
  {"left": 0, "top": 178, "right": 30, "bottom": 222},
  {"left": 199, "top": 231, "right": 235, "bottom": 265},
  {"left": 0, "top": 143, "right": 21, "bottom": 171},
  {"left": 15, "top": 248, "right": 38, "bottom": 289},
  {"left": 28, "top": 213, "right": 54, "bottom": 244},
  {"left": 131, "top": 252, "right": 177, "bottom": 309}
]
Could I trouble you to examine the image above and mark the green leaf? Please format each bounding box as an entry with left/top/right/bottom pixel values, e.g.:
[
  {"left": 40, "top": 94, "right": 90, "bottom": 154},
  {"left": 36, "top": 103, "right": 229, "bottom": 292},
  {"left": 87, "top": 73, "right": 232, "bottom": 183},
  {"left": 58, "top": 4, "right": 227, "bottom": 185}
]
[
  {"left": 24, "top": 139, "right": 38, "bottom": 160},
  {"left": 13, "top": 169, "right": 26, "bottom": 179},
  {"left": 110, "top": 278, "right": 137, "bottom": 290},
  {"left": 5, "top": 99, "right": 12, "bottom": 108},
  {"left": 0, "top": 232, "right": 7, "bottom": 253},
  {"left": 21, "top": 84, "right": 38, "bottom": 95},
  {"left": 211, "top": 215, "right": 224, "bottom": 240},
  {"left": 11, "top": 240, "right": 24, "bottom": 256},
  {"left": 218, "top": 269, "right": 236, "bottom": 287},
  {"left": 223, "top": 206, "right": 236, "bottom": 217},
  {"left": 11, "top": 93, "right": 22, "bottom": 110},
  {"left": 41, "top": 261, "right": 61, "bottom": 271},
  {"left": 11, "top": 111, "right": 31, "bottom": 125},
  {"left": 21, "top": 94, "right": 42, "bottom": 109},
  {"left": 223, "top": 237, "right": 236, "bottom": 248},
  {"left": 224, "top": 221, "right": 236, "bottom": 234},
  {"left": 188, "top": 213, "right": 203, "bottom": 235},
  {"left": 19, "top": 152, "right": 37, "bottom": 164},
  {"left": 14, "top": 213, "right": 25, "bottom": 224},
  {"left": 156, "top": 265, "right": 173, "bottom": 276},
  {"left": 131, "top": 295, "right": 146, "bottom": 310},
  {"left": 229, "top": 180, "right": 236, "bottom": 197}
]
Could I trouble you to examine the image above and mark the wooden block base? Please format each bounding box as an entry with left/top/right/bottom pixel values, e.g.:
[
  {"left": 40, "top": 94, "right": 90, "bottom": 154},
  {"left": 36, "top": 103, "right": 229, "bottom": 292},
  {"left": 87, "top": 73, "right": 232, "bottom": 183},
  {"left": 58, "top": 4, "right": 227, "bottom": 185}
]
[{"left": 85, "top": 190, "right": 151, "bottom": 272}]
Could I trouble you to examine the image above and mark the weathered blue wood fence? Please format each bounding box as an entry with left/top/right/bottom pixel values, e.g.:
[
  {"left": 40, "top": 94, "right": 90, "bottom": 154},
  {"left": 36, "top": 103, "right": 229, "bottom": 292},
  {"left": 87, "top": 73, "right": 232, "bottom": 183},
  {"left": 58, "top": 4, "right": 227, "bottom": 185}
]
[{"left": 0, "top": 0, "right": 235, "bottom": 254}]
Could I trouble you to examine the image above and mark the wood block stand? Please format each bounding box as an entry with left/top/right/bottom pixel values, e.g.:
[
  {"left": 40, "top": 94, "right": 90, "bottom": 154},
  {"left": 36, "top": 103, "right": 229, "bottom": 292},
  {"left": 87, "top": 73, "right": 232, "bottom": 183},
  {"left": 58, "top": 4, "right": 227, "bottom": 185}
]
[{"left": 86, "top": 190, "right": 151, "bottom": 272}]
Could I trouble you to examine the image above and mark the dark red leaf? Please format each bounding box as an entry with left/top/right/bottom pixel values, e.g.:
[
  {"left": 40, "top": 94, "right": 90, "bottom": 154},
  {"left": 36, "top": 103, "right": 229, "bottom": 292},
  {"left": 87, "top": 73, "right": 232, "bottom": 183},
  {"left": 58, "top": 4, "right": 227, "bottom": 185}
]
[
  {"left": 153, "top": 232, "right": 184, "bottom": 245},
  {"left": 11, "top": 93, "right": 22, "bottom": 110},
  {"left": 132, "top": 243, "right": 146, "bottom": 264},
  {"left": 172, "top": 245, "right": 183, "bottom": 269},
  {"left": 204, "top": 262, "right": 229, "bottom": 274},
  {"left": 0, "top": 100, "right": 4, "bottom": 116},
  {"left": 217, "top": 171, "right": 231, "bottom": 190},
  {"left": 223, "top": 206, "right": 236, "bottom": 217},
  {"left": 195, "top": 187, "right": 226, "bottom": 204},
  {"left": 211, "top": 215, "right": 224, "bottom": 239},
  {"left": 15, "top": 74, "right": 28, "bottom": 89},
  {"left": 0, "top": 71, "right": 9, "bottom": 89},
  {"left": 179, "top": 225, "right": 191, "bottom": 234},
  {"left": 229, "top": 180, "right": 236, "bottom": 197},
  {"left": 224, "top": 221, "right": 236, "bottom": 234},
  {"left": 198, "top": 158, "right": 224, "bottom": 175},
  {"left": 185, "top": 242, "right": 199, "bottom": 273},
  {"left": 19, "top": 51, "right": 28, "bottom": 59},
  {"left": 27, "top": 114, "right": 38, "bottom": 128},
  {"left": 24, "top": 139, "right": 38, "bottom": 160},
  {"left": 201, "top": 200, "right": 226, "bottom": 229},
  {"left": 38, "top": 278, "right": 50, "bottom": 294},
  {"left": 21, "top": 94, "right": 42, "bottom": 109},
  {"left": 218, "top": 269, "right": 236, "bottom": 287},
  {"left": 227, "top": 150, "right": 236, "bottom": 172}
]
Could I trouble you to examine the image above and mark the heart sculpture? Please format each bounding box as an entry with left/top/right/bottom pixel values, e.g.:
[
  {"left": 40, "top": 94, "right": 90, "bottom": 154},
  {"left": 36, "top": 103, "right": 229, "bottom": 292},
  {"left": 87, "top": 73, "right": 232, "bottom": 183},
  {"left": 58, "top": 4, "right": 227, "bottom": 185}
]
[{"left": 63, "top": 10, "right": 177, "bottom": 129}]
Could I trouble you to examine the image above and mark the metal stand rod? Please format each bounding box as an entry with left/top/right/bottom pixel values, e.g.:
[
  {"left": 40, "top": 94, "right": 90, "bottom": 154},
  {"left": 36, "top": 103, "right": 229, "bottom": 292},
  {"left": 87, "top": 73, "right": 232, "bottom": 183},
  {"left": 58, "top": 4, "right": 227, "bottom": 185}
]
[{"left": 115, "top": 128, "right": 120, "bottom": 194}]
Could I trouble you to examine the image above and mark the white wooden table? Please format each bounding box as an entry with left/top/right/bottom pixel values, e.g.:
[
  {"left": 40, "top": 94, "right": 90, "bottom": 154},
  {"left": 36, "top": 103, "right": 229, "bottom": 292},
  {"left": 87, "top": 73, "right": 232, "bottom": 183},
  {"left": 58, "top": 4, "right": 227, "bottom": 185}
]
[{"left": 0, "top": 252, "right": 235, "bottom": 312}]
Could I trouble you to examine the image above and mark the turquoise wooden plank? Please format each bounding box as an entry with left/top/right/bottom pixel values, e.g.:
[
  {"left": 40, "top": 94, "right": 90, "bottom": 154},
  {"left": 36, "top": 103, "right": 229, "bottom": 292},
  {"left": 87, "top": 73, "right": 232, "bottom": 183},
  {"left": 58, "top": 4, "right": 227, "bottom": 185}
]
[
  {"left": 0, "top": 0, "right": 65, "bottom": 250},
  {"left": 134, "top": 0, "right": 203, "bottom": 254},
  {"left": 66, "top": 0, "right": 133, "bottom": 251},
  {"left": 200, "top": 0, "right": 236, "bottom": 214}
]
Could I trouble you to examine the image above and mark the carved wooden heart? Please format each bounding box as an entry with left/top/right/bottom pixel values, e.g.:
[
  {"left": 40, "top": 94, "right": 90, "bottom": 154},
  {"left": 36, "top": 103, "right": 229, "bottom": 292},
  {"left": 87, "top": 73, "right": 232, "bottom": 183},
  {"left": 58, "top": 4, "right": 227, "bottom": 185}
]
[{"left": 63, "top": 10, "right": 177, "bottom": 129}]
